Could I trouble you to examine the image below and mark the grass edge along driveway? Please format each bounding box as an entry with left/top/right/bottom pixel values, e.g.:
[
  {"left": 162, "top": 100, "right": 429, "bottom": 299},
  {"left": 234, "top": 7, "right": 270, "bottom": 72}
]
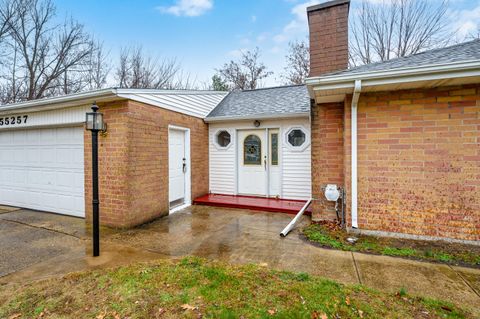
[
  {"left": 0, "top": 257, "right": 471, "bottom": 319},
  {"left": 303, "top": 223, "right": 480, "bottom": 268}
]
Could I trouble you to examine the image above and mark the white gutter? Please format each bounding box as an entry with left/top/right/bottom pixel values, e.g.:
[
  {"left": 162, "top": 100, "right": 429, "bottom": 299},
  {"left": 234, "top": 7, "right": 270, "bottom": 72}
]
[
  {"left": 204, "top": 112, "right": 310, "bottom": 123},
  {"left": 0, "top": 88, "right": 118, "bottom": 114},
  {"left": 351, "top": 80, "right": 361, "bottom": 229},
  {"left": 306, "top": 59, "right": 480, "bottom": 87}
]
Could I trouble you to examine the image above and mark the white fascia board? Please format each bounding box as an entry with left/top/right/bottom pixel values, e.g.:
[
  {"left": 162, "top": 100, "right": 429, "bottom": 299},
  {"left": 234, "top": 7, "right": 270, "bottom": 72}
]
[
  {"left": 115, "top": 88, "right": 228, "bottom": 95},
  {"left": 204, "top": 112, "right": 310, "bottom": 123},
  {"left": 312, "top": 68, "right": 480, "bottom": 94},
  {"left": 0, "top": 88, "right": 118, "bottom": 114},
  {"left": 306, "top": 60, "right": 480, "bottom": 86}
]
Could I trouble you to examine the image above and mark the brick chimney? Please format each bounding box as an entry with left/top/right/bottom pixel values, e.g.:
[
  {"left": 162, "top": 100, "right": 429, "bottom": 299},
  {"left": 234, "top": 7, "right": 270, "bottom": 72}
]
[{"left": 308, "top": 0, "right": 350, "bottom": 77}]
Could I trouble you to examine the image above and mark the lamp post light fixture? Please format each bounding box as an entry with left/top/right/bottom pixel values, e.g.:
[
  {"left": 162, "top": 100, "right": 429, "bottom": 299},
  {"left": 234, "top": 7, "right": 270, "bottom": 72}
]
[{"left": 85, "top": 102, "right": 106, "bottom": 257}]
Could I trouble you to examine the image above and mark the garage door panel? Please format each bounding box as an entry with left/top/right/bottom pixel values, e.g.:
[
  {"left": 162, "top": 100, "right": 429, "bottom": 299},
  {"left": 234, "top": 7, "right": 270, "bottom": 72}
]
[
  {"left": 13, "top": 130, "right": 27, "bottom": 143},
  {"left": 0, "top": 126, "right": 85, "bottom": 217}
]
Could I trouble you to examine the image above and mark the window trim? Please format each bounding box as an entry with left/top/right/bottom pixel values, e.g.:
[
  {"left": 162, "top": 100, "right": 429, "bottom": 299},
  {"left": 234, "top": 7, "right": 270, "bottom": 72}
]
[
  {"left": 284, "top": 126, "right": 310, "bottom": 152},
  {"left": 213, "top": 129, "right": 234, "bottom": 150}
]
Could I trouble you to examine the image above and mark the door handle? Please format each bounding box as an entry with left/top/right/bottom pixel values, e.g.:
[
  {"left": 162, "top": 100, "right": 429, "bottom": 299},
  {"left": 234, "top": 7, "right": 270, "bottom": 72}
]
[
  {"left": 264, "top": 156, "right": 267, "bottom": 171},
  {"left": 182, "top": 158, "right": 187, "bottom": 173}
]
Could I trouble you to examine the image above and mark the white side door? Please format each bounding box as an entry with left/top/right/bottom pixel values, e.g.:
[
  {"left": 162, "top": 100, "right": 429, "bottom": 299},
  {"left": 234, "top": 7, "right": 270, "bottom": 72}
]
[
  {"left": 168, "top": 129, "right": 186, "bottom": 206},
  {"left": 0, "top": 126, "right": 85, "bottom": 217},
  {"left": 237, "top": 129, "right": 266, "bottom": 196}
]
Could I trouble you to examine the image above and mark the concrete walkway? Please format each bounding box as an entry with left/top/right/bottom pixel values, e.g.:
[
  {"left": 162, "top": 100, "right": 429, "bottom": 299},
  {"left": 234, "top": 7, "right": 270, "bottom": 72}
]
[{"left": 1, "top": 205, "right": 479, "bottom": 315}]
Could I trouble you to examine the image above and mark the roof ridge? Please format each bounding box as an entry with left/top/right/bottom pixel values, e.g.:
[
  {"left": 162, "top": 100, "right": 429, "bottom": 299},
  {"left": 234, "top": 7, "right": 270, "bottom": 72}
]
[{"left": 239, "top": 84, "right": 306, "bottom": 92}]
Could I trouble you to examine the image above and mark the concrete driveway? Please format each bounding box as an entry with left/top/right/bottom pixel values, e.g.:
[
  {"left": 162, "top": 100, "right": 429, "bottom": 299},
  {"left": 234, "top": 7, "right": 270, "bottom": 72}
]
[
  {"left": 1, "top": 205, "right": 479, "bottom": 315},
  {"left": 0, "top": 206, "right": 85, "bottom": 278}
]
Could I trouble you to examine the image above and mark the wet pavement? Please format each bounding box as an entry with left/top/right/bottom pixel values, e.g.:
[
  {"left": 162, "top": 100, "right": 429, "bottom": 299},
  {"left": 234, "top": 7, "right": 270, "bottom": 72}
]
[{"left": 1, "top": 205, "right": 479, "bottom": 315}]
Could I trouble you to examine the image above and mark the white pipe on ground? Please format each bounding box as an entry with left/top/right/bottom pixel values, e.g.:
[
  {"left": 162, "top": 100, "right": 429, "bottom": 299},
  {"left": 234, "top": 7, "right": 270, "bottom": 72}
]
[{"left": 280, "top": 198, "right": 313, "bottom": 237}]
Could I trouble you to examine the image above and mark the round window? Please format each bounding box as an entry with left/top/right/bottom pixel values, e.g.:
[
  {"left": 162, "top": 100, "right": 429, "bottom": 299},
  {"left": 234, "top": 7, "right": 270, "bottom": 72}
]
[
  {"left": 288, "top": 129, "right": 306, "bottom": 147},
  {"left": 216, "top": 130, "right": 231, "bottom": 147}
]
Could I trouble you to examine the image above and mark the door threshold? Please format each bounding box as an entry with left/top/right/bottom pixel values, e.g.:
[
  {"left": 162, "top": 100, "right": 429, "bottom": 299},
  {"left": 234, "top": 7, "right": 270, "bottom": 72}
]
[{"left": 169, "top": 202, "right": 191, "bottom": 214}]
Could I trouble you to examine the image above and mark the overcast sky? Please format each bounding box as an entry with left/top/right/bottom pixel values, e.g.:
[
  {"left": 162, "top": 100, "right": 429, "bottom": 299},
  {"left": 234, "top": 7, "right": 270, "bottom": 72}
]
[{"left": 55, "top": 0, "right": 480, "bottom": 88}]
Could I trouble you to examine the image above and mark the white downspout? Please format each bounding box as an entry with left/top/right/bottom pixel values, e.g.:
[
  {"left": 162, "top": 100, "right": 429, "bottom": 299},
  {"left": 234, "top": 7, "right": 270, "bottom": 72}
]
[{"left": 351, "top": 80, "right": 362, "bottom": 228}]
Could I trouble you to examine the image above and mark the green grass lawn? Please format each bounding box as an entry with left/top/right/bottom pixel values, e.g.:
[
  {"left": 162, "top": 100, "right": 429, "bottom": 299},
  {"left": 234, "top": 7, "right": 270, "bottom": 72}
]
[
  {"left": 0, "top": 257, "right": 471, "bottom": 318},
  {"left": 303, "top": 223, "right": 480, "bottom": 267}
]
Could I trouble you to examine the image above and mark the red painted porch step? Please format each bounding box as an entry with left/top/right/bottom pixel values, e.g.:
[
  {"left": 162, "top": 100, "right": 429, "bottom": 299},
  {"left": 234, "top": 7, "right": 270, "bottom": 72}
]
[{"left": 193, "top": 194, "right": 312, "bottom": 215}]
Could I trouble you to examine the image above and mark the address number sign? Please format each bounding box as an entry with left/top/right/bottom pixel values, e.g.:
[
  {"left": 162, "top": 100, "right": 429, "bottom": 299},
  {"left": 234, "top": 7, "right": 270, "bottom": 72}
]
[{"left": 0, "top": 115, "right": 28, "bottom": 127}]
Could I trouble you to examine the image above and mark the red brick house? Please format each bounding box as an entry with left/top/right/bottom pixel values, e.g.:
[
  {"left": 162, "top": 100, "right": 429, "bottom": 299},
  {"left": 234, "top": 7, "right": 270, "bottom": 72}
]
[
  {"left": 306, "top": 0, "right": 480, "bottom": 243},
  {"left": 0, "top": 0, "right": 478, "bottom": 244},
  {"left": 0, "top": 89, "right": 227, "bottom": 228}
]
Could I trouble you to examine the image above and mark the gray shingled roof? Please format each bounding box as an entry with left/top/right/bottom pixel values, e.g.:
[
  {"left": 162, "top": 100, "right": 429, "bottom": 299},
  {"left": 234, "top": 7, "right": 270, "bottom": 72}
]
[
  {"left": 206, "top": 85, "right": 310, "bottom": 120},
  {"left": 326, "top": 39, "right": 480, "bottom": 77}
]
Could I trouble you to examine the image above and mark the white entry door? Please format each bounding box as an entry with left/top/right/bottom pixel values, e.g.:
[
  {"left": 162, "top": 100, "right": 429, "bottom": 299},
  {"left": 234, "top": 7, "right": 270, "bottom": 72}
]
[
  {"left": 238, "top": 130, "right": 267, "bottom": 196},
  {"left": 169, "top": 128, "right": 186, "bottom": 207},
  {"left": 0, "top": 126, "right": 85, "bottom": 217}
]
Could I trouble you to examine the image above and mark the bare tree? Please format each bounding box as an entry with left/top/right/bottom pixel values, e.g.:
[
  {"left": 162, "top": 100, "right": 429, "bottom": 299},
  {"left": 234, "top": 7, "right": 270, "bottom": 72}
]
[
  {"left": 115, "top": 46, "right": 187, "bottom": 89},
  {"left": 468, "top": 27, "right": 480, "bottom": 40},
  {"left": 82, "top": 40, "right": 110, "bottom": 90},
  {"left": 282, "top": 40, "right": 309, "bottom": 85},
  {"left": 0, "top": 0, "right": 96, "bottom": 102},
  {"left": 0, "top": 0, "right": 14, "bottom": 42},
  {"left": 350, "top": 0, "right": 452, "bottom": 66},
  {"left": 217, "top": 47, "right": 272, "bottom": 90}
]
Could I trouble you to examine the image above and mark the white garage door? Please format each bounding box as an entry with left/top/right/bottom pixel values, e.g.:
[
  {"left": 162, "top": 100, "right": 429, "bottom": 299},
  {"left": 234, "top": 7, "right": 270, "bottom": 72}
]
[{"left": 0, "top": 126, "right": 85, "bottom": 217}]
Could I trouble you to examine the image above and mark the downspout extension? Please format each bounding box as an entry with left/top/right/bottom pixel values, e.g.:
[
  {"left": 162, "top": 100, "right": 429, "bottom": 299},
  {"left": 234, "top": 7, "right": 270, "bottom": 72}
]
[{"left": 351, "top": 80, "right": 362, "bottom": 229}]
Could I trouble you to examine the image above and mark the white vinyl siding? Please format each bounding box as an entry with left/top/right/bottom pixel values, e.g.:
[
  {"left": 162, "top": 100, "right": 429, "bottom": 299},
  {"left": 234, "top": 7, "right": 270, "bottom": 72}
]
[
  {"left": 209, "top": 118, "right": 312, "bottom": 200},
  {"left": 209, "top": 128, "right": 236, "bottom": 194},
  {"left": 0, "top": 105, "right": 90, "bottom": 131}
]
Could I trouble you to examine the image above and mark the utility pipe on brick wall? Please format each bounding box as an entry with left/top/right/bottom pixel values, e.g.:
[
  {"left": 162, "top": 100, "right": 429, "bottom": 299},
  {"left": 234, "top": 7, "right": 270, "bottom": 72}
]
[{"left": 351, "top": 80, "right": 362, "bottom": 229}]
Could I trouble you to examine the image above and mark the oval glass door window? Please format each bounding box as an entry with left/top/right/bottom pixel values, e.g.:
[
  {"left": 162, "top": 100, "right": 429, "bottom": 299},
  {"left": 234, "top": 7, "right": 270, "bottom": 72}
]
[{"left": 244, "top": 134, "right": 261, "bottom": 165}]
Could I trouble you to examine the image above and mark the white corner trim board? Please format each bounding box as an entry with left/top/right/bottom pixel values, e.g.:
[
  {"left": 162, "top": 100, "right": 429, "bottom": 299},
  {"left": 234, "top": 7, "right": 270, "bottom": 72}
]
[{"left": 351, "top": 80, "right": 362, "bottom": 229}]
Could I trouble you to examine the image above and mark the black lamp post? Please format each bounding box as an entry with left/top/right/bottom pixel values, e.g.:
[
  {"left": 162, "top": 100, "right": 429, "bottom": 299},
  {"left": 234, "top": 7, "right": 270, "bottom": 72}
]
[{"left": 85, "top": 102, "right": 105, "bottom": 257}]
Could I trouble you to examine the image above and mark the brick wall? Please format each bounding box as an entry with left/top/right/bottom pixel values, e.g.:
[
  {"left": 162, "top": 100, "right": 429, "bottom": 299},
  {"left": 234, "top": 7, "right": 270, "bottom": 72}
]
[
  {"left": 311, "top": 102, "right": 345, "bottom": 220},
  {"left": 308, "top": 0, "right": 349, "bottom": 77},
  {"left": 84, "top": 101, "right": 130, "bottom": 227},
  {"left": 84, "top": 100, "right": 209, "bottom": 228},
  {"left": 341, "top": 85, "right": 480, "bottom": 241}
]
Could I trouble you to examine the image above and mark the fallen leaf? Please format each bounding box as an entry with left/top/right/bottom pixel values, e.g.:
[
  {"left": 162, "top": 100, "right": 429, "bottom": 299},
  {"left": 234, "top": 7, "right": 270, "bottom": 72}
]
[
  {"left": 8, "top": 314, "right": 21, "bottom": 319},
  {"left": 96, "top": 312, "right": 106, "bottom": 319},
  {"left": 345, "top": 297, "right": 350, "bottom": 305},
  {"left": 181, "top": 304, "right": 197, "bottom": 311},
  {"left": 358, "top": 309, "right": 364, "bottom": 318},
  {"left": 268, "top": 309, "right": 276, "bottom": 315}
]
